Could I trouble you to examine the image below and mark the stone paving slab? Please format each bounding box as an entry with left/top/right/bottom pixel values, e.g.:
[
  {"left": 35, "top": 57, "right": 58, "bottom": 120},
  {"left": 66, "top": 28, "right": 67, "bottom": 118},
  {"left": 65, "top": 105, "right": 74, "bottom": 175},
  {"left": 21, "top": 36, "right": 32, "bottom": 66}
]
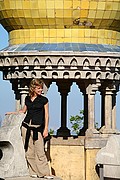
[{"left": 4, "top": 176, "right": 61, "bottom": 180}]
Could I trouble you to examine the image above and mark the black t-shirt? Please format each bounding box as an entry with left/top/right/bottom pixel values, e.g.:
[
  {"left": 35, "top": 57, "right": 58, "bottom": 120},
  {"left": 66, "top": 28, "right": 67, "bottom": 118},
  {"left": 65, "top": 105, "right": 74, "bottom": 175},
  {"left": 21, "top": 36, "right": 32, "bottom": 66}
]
[{"left": 23, "top": 95, "right": 48, "bottom": 125}]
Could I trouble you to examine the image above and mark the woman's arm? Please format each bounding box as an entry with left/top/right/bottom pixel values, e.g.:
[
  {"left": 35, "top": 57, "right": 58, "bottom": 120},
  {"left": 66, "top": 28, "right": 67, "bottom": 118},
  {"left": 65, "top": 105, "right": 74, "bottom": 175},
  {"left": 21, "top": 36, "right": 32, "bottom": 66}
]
[
  {"left": 6, "top": 105, "right": 27, "bottom": 115},
  {"left": 43, "top": 102, "right": 49, "bottom": 138},
  {"left": 19, "top": 105, "right": 27, "bottom": 114}
]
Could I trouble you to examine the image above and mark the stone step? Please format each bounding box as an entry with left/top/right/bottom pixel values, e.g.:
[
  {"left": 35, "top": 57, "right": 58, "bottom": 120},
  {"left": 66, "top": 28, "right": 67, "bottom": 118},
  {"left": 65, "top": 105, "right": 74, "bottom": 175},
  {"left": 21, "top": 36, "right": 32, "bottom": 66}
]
[{"left": 4, "top": 176, "right": 62, "bottom": 180}]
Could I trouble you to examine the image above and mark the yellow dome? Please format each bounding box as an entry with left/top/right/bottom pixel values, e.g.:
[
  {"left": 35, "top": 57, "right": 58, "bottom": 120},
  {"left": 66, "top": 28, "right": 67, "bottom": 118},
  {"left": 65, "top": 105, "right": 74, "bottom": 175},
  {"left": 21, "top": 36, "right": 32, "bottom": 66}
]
[{"left": 0, "top": 0, "right": 120, "bottom": 45}]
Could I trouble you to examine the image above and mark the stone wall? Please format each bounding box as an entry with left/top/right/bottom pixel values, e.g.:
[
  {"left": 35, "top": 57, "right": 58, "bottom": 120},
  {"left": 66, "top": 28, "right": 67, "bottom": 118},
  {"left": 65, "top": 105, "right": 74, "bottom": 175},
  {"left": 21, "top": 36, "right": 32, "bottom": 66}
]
[{"left": 50, "top": 137, "right": 100, "bottom": 180}]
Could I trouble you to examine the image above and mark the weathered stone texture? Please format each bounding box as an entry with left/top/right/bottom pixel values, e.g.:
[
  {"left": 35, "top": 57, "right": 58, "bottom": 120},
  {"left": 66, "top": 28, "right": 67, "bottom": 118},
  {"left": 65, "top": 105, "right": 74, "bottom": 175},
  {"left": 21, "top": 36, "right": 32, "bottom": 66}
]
[{"left": 0, "top": 114, "right": 29, "bottom": 179}]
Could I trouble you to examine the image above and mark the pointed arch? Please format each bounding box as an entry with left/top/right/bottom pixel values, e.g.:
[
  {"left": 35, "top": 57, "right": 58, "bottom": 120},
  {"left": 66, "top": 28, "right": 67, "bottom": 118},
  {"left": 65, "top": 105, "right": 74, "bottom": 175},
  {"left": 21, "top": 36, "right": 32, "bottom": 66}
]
[
  {"left": 105, "top": 72, "right": 110, "bottom": 79},
  {"left": 52, "top": 71, "right": 58, "bottom": 79},
  {"left": 31, "top": 71, "right": 37, "bottom": 78},
  {"left": 14, "top": 71, "right": 19, "bottom": 78},
  {"left": 95, "top": 58, "right": 101, "bottom": 67},
  {"left": 0, "top": 58, "right": 3, "bottom": 66},
  {"left": 115, "top": 59, "right": 119, "bottom": 67},
  {"left": 34, "top": 58, "right": 40, "bottom": 65},
  {"left": 86, "top": 72, "right": 91, "bottom": 79},
  {"left": 57, "top": 58, "right": 64, "bottom": 66},
  {"left": 23, "top": 57, "right": 29, "bottom": 65},
  {"left": 106, "top": 59, "right": 111, "bottom": 67},
  {"left": 41, "top": 71, "right": 47, "bottom": 78},
  {"left": 63, "top": 71, "right": 69, "bottom": 79},
  {"left": 96, "top": 72, "right": 102, "bottom": 80},
  {"left": 22, "top": 71, "right": 27, "bottom": 78},
  {"left": 45, "top": 58, "right": 52, "bottom": 66},
  {"left": 13, "top": 58, "right": 19, "bottom": 65},
  {"left": 70, "top": 58, "right": 78, "bottom": 66},
  {"left": 74, "top": 71, "right": 81, "bottom": 79},
  {"left": 113, "top": 73, "right": 119, "bottom": 80},
  {"left": 5, "top": 57, "right": 11, "bottom": 66},
  {"left": 83, "top": 58, "right": 90, "bottom": 67}
]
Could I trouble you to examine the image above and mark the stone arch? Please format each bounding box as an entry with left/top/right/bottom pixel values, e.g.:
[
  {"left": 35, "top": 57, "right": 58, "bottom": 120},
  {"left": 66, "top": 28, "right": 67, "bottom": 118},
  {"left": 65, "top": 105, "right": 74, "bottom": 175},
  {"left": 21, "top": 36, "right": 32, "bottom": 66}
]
[
  {"left": 70, "top": 58, "right": 78, "bottom": 67},
  {"left": 63, "top": 71, "right": 70, "bottom": 79},
  {"left": 52, "top": 71, "right": 58, "bottom": 79},
  {"left": 33, "top": 58, "right": 40, "bottom": 65},
  {"left": 45, "top": 58, "right": 52, "bottom": 69},
  {"left": 96, "top": 72, "right": 102, "bottom": 80},
  {"left": 22, "top": 71, "right": 27, "bottom": 78},
  {"left": 45, "top": 58, "right": 52, "bottom": 66},
  {"left": 41, "top": 71, "right": 47, "bottom": 78},
  {"left": 115, "top": 59, "right": 119, "bottom": 67},
  {"left": 74, "top": 71, "right": 81, "bottom": 79},
  {"left": 105, "top": 72, "right": 110, "bottom": 79},
  {"left": 86, "top": 72, "right": 91, "bottom": 79},
  {"left": 113, "top": 72, "right": 119, "bottom": 80},
  {"left": 106, "top": 59, "right": 111, "bottom": 67},
  {"left": 23, "top": 57, "right": 29, "bottom": 65},
  {"left": 5, "top": 57, "right": 11, "bottom": 66},
  {"left": 13, "top": 58, "right": 19, "bottom": 65},
  {"left": 0, "top": 58, "right": 3, "bottom": 66},
  {"left": 14, "top": 71, "right": 19, "bottom": 78},
  {"left": 57, "top": 58, "right": 64, "bottom": 65},
  {"left": 57, "top": 58, "right": 65, "bottom": 69},
  {"left": 83, "top": 58, "right": 90, "bottom": 67},
  {"left": 7, "top": 72, "right": 12, "bottom": 79},
  {"left": 95, "top": 58, "right": 101, "bottom": 67},
  {"left": 31, "top": 71, "right": 37, "bottom": 78}
]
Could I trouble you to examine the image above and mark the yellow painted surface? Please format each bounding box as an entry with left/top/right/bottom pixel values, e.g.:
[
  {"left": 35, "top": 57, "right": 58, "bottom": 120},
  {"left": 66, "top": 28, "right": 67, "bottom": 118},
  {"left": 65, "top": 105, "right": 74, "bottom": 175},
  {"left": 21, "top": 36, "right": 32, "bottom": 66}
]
[
  {"left": 85, "top": 149, "right": 100, "bottom": 180},
  {"left": 9, "top": 29, "right": 120, "bottom": 45},
  {"left": 48, "top": 143, "right": 101, "bottom": 180},
  {"left": 50, "top": 145, "right": 85, "bottom": 180},
  {"left": 0, "top": 0, "right": 119, "bottom": 46}
]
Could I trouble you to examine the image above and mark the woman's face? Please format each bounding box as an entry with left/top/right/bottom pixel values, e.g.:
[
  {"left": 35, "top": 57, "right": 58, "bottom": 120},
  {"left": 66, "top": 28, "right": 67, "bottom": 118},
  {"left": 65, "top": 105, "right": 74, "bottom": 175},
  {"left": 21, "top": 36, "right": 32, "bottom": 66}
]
[{"left": 34, "top": 85, "right": 43, "bottom": 96}]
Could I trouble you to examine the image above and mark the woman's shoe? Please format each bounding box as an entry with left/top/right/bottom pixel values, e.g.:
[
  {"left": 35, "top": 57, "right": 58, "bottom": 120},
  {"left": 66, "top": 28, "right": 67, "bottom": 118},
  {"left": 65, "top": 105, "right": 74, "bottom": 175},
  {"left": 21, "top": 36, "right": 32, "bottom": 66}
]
[
  {"left": 44, "top": 175, "right": 54, "bottom": 179},
  {"left": 31, "top": 174, "right": 38, "bottom": 178}
]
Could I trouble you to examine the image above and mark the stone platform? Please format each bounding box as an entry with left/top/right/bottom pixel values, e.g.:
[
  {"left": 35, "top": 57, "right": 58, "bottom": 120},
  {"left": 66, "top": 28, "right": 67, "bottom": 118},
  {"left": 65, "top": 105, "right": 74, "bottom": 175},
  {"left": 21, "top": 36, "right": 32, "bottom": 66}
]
[{"left": 4, "top": 176, "right": 61, "bottom": 180}]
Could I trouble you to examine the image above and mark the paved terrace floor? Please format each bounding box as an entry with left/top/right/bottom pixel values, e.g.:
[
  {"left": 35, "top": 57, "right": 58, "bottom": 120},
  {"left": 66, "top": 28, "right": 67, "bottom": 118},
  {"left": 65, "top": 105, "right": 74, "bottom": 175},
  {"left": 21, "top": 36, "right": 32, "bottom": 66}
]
[{"left": 4, "top": 176, "right": 61, "bottom": 180}]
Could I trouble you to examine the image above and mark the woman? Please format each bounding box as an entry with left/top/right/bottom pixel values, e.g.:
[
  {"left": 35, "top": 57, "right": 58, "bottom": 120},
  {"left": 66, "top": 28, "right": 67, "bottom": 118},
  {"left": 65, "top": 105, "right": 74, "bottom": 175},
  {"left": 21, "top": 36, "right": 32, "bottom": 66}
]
[{"left": 7, "top": 79, "right": 53, "bottom": 179}]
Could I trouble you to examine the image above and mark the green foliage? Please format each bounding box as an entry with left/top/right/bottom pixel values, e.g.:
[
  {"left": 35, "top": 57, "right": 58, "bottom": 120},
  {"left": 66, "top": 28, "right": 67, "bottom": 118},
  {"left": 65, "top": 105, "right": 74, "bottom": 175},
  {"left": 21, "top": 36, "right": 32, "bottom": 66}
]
[
  {"left": 49, "top": 128, "right": 54, "bottom": 135},
  {"left": 69, "top": 110, "right": 84, "bottom": 135},
  {"left": 95, "top": 122, "right": 99, "bottom": 130}
]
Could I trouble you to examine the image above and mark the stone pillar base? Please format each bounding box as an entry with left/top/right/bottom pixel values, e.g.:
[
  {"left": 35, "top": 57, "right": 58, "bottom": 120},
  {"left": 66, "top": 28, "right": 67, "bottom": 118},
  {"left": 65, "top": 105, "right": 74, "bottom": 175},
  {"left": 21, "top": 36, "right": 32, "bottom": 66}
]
[
  {"left": 85, "top": 128, "right": 100, "bottom": 137},
  {"left": 57, "top": 127, "right": 71, "bottom": 137},
  {"left": 99, "top": 126, "right": 120, "bottom": 135},
  {"left": 78, "top": 127, "right": 87, "bottom": 136}
]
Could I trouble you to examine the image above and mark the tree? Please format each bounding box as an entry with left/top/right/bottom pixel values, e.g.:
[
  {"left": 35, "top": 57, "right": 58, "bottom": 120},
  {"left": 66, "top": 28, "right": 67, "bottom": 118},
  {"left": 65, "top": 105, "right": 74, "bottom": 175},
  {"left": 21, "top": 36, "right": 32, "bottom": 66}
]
[
  {"left": 49, "top": 128, "right": 54, "bottom": 135},
  {"left": 69, "top": 110, "right": 99, "bottom": 135},
  {"left": 69, "top": 110, "right": 84, "bottom": 135}
]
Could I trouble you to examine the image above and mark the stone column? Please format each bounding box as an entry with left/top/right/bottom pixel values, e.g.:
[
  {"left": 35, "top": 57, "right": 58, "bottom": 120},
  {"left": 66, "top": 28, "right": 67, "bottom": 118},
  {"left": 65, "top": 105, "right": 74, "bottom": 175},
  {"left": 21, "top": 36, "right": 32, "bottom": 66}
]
[
  {"left": 10, "top": 79, "right": 21, "bottom": 111},
  {"left": 19, "top": 87, "right": 29, "bottom": 108},
  {"left": 43, "top": 80, "right": 52, "bottom": 95},
  {"left": 112, "top": 91, "right": 116, "bottom": 130},
  {"left": 85, "top": 83, "right": 99, "bottom": 136},
  {"left": 101, "top": 93, "right": 105, "bottom": 127},
  {"left": 76, "top": 83, "right": 88, "bottom": 136},
  {"left": 112, "top": 83, "right": 119, "bottom": 130},
  {"left": 56, "top": 81, "right": 72, "bottom": 136},
  {"left": 15, "top": 92, "right": 21, "bottom": 112},
  {"left": 100, "top": 83, "right": 119, "bottom": 134},
  {"left": 105, "top": 89, "right": 112, "bottom": 129},
  {"left": 77, "top": 81, "right": 99, "bottom": 136}
]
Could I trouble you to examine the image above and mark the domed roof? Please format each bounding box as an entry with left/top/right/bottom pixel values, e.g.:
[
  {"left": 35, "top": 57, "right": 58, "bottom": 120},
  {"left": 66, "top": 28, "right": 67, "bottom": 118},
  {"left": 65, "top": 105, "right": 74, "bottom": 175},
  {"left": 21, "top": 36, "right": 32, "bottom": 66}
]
[
  {"left": 0, "top": 0, "right": 120, "bottom": 32},
  {"left": 0, "top": 0, "right": 120, "bottom": 46}
]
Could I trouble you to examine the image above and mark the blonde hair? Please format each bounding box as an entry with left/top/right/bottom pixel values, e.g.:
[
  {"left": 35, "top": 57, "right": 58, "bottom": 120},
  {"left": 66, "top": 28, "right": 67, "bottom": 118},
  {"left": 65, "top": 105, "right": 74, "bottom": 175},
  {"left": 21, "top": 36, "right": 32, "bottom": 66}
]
[{"left": 29, "top": 79, "right": 44, "bottom": 97}]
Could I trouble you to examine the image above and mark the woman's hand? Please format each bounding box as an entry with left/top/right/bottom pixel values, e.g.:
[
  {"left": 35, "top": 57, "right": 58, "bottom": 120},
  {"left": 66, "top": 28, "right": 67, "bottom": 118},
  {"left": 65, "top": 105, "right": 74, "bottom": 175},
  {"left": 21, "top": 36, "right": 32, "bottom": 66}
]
[
  {"left": 43, "top": 128, "right": 48, "bottom": 138},
  {"left": 5, "top": 112, "right": 18, "bottom": 115}
]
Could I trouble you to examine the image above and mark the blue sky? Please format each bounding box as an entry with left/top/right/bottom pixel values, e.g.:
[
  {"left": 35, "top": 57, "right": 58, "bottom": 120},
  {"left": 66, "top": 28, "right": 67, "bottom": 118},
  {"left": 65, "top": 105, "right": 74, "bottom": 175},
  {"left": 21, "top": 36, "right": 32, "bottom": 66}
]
[{"left": 0, "top": 24, "right": 120, "bottom": 132}]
